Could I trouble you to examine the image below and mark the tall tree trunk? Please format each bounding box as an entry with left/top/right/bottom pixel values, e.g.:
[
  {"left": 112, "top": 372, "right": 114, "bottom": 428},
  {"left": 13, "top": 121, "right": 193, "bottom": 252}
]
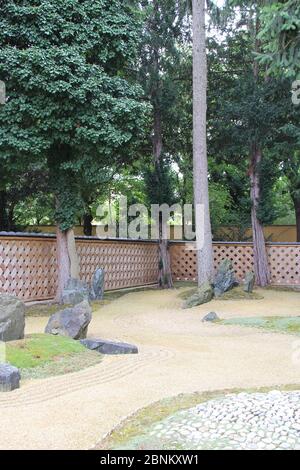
[
  {"left": 157, "top": 212, "right": 173, "bottom": 288},
  {"left": 151, "top": 3, "right": 173, "bottom": 288},
  {"left": 83, "top": 211, "right": 93, "bottom": 236},
  {"left": 55, "top": 227, "right": 80, "bottom": 302},
  {"left": 293, "top": 197, "right": 300, "bottom": 242},
  {"left": 249, "top": 146, "right": 270, "bottom": 286},
  {"left": 248, "top": 12, "right": 270, "bottom": 287},
  {"left": 192, "top": 0, "right": 214, "bottom": 286},
  {"left": 153, "top": 128, "right": 173, "bottom": 288},
  {"left": 0, "top": 190, "right": 8, "bottom": 231}
]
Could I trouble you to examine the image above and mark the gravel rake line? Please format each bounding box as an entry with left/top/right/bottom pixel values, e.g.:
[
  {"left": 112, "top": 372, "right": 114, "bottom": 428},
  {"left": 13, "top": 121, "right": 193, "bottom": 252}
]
[{"left": 0, "top": 347, "right": 175, "bottom": 409}]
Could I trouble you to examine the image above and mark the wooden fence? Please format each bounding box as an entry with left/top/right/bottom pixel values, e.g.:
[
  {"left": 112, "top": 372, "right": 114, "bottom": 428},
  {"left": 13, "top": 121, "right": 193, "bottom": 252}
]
[
  {"left": 170, "top": 241, "right": 300, "bottom": 286},
  {"left": 0, "top": 235, "right": 299, "bottom": 301},
  {"left": 0, "top": 235, "right": 159, "bottom": 301}
]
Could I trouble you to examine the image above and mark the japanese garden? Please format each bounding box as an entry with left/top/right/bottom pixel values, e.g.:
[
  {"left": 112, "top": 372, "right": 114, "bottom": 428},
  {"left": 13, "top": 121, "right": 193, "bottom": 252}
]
[{"left": 0, "top": 0, "right": 300, "bottom": 453}]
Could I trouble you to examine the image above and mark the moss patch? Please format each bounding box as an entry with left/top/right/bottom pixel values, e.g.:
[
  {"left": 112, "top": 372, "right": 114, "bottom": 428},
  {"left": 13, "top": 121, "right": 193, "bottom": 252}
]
[
  {"left": 177, "top": 288, "right": 198, "bottom": 300},
  {"left": 6, "top": 333, "right": 101, "bottom": 380},
  {"left": 221, "top": 316, "right": 300, "bottom": 335},
  {"left": 25, "top": 303, "right": 70, "bottom": 318},
  {"left": 265, "top": 285, "right": 300, "bottom": 293},
  {"left": 216, "top": 287, "right": 264, "bottom": 301},
  {"left": 95, "top": 383, "right": 300, "bottom": 450},
  {"left": 177, "top": 286, "right": 263, "bottom": 301},
  {"left": 25, "top": 285, "right": 162, "bottom": 317}
]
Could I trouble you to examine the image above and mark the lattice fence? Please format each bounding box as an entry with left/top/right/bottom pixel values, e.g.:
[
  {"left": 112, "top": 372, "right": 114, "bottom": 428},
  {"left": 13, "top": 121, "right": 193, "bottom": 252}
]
[
  {"left": 0, "top": 236, "right": 299, "bottom": 301},
  {"left": 170, "top": 242, "right": 300, "bottom": 286},
  {"left": 77, "top": 239, "right": 159, "bottom": 291},
  {"left": 0, "top": 236, "right": 159, "bottom": 301},
  {"left": 0, "top": 236, "right": 58, "bottom": 301}
]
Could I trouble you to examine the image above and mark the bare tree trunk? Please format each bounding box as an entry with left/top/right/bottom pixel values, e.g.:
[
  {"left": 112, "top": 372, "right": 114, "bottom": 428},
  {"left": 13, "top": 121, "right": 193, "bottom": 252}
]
[
  {"left": 158, "top": 213, "right": 173, "bottom": 288},
  {"left": 83, "top": 211, "right": 93, "bottom": 236},
  {"left": 249, "top": 146, "right": 270, "bottom": 286},
  {"left": 248, "top": 12, "right": 270, "bottom": 287},
  {"left": 153, "top": 98, "right": 173, "bottom": 287},
  {"left": 55, "top": 227, "right": 80, "bottom": 302},
  {"left": 153, "top": 103, "right": 163, "bottom": 164},
  {"left": 192, "top": 0, "right": 214, "bottom": 286},
  {"left": 293, "top": 197, "right": 300, "bottom": 242},
  {"left": 150, "top": 3, "right": 173, "bottom": 288},
  {"left": 0, "top": 190, "right": 8, "bottom": 231},
  {"left": 55, "top": 227, "right": 70, "bottom": 303}
]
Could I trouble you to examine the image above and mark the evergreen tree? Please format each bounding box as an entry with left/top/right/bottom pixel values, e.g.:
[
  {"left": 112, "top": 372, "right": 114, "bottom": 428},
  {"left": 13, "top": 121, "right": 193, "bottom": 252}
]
[{"left": 0, "top": 0, "right": 149, "bottom": 299}]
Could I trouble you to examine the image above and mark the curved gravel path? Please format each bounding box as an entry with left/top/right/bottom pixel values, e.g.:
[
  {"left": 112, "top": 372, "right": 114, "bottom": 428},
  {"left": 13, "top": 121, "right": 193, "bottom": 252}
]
[
  {"left": 0, "top": 287, "right": 299, "bottom": 449},
  {"left": 123, "top": 391, "right": 300, "bottom": 450}
]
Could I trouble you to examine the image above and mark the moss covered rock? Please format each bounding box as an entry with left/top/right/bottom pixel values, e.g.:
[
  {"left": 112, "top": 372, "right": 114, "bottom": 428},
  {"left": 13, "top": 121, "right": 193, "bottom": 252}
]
[{"left": 183, "top": 281, "right": 213, "bottom": 309}]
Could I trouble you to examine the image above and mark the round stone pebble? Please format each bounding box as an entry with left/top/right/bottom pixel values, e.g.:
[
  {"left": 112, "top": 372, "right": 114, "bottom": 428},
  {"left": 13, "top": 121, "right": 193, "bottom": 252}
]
[{"left": 133, "top": 390, "right": 300, "bottom": 450}]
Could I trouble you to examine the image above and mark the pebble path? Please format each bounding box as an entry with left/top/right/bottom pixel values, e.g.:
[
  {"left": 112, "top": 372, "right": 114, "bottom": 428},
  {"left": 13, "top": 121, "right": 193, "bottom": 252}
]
[{"left": 131, "top": 391, "right": 300, "bottom": 450}]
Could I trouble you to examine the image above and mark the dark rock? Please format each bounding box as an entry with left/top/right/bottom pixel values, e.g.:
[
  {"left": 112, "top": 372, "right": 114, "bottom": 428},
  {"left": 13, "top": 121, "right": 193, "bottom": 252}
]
[
  {"left": 0, "top": 364, "right": 21, "bottom": 392},
  {"left": 202, "top": 312, "right": 220, "bottom": 322},
  {"left": 244, "top": 271, "right": 255, "bottom": 293},
  {"left": 80, "top": 338, "right": 138, "bottom": 355},
  {"left": 45, "top": 300, "right": 92, "bottom": 340},
  {"left": 183, "top": 281, "right": 214, "bottom": 309},
  {"left": 0, "top": 294, "right": 25, "bottom": 342},
  {"left": 214, "top": 259, "right": 237, "bottom": 297},
  {"left": 89, "top": 268, "right": 105, "bottom": 301},
  {"left": 62, "top": 278, "right": 89, "bottom": 305}
]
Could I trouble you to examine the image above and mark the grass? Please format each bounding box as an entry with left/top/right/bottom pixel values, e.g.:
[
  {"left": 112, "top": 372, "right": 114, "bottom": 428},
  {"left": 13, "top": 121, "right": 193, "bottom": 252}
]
[
  {"left": 94, "top": 383, "right": 300, "bottom": 450},
  {"left": 6, "top": 333, "right": 101, "bottom": 380},
  {"left": 220, "top": 316, "right": 300, "bottom": 335}
]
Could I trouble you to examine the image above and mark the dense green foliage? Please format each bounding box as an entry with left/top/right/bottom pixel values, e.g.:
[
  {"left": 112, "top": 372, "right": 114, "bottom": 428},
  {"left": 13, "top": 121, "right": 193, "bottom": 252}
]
[
  {"left": 0, "top": 0, "right": 299, "bottom": 241},
  {"left": 258, "top": 0, "right": 300, "bottom": 78},
  {"left": 0, "top": 0, "right": 149, "bottom": 230}
]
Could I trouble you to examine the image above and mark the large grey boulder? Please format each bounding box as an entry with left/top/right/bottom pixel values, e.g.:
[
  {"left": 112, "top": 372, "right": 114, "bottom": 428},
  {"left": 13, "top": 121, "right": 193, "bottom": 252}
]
[
  {"left": 0, "top": 294, "right": 25, "bottom": 342},
  {"left": 0, "top": 364, "right": 21, "bottom": 392},
  {"left": 183, "top": 281, "right": 214, "bottom": 309},
  {"left": 45, "top": 300, "right": 92, "bottom": 340},
  {"left": 89, "top": 268, "right": 105, "bottom": 301},
  {"left": 62, "top": 278, "right": 89, "bottom": 305},
  {"left": 214, "top": 259, "right": 237, "bottom": 297},
  {"left": 80, "top": 338, "right": 138, "bottom": 355},
  {"left": 244, "top": 271, "right": 255, "bottom": 293}
]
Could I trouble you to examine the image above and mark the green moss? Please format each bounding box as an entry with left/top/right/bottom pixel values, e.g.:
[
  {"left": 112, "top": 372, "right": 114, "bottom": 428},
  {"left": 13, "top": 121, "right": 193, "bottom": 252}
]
[
  {"left": 177, "top": 288, "right": 198, "bottom": 300},
  {"left": 20, "top": 350, "right": 101, "bottom": 381},
  {"left": 217, "top": 287, "right": 264, "bottom": 301},
  {"left": 174, "top": 281, "right": 197, "bottom": 289},
  {"left": 177, "top": 286, "right": 263, "bottom": 301},
  {"left": 265, "top": 285, "right": 300, "bottom": 293},
  {"left": 25, "top": 303, "right": 71, "bottom": 318},
  {"left": 7, "top": 333, "right": 91, "bottom": 369},
  {"left": 221, "top": 316, "right": 300, "bottom": 335},
  {"left": 25, "top": 285, "right": 162, "bottom": 317},
  {"left": 6, "top": 334, "right": 102, "bottom": 380}
]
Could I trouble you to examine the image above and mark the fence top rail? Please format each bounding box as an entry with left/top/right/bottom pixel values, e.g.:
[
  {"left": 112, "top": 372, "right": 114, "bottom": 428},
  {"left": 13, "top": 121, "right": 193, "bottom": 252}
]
[
  {"left": 170, "top": 240, "right": 300, "bottom": 246},
  {"left": 0, "top": 232, "right": 299, "bottom": 246},
  {"left": 0, "top": 232, "right": 158, "bottom": 244}
]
